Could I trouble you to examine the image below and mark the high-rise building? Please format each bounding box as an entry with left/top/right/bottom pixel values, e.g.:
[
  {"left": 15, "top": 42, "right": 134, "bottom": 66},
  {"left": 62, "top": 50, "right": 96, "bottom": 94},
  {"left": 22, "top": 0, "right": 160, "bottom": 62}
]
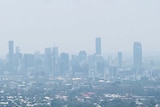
[
  {"left": 15, "top": 46, "right": 22, "bottom": 72},
  {"left": 16, "top": 47, "right": 20, "bottom": 54},
  {"left": 78, "top": 51, "right": 89, "bottom": 75},
  {"left": 118, "top": 52, "right": 122, "bottom": 68},
  {"left": 52, "top": 47, "right": 58, "bottom": 58},
  {"left": 133, "top": 42, "right": 142, "bottom": 69},
  {"left": 52, "top": 47, "right": 59, "bottom": 75},
  {"left": 23, "top": 54, "right": 35, "bottom": 69},
  {"left": 8, "top": 41, "right": 14, "bottom": 72},
  {"left": 45, "top": 48, "right": 52, "bottom": 56},
  {"left": 96, "top": 37, "right": 101, "bottom": 55},
  {"left": 95, "top": 55, "right": 104, "bottom": 73},
  {"left": 44, "top": 48, "right": 52, "bottom": 72},
  {"left": 78, "top": 51, "right": 87, "bottom": 62},
  {"left": 59, "top": 53, "right": 69, "bottom": 76}
]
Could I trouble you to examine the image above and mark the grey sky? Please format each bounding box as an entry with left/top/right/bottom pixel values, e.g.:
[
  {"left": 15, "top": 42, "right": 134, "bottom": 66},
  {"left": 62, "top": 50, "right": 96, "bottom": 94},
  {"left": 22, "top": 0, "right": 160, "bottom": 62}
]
[{"left": 0, "top": 0, "right": 160, "bottom": 56}]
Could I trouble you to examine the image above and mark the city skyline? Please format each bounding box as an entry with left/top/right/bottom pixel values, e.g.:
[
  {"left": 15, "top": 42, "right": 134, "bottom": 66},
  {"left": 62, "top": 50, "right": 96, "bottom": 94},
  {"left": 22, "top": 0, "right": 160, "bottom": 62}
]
[
  {"left": 0, "top": 0, "right": 160, "bottom": 56},
  {"left": 0, "top": 39, "right": 156, "bottom": 59},
  {"left": 0, "top": 1, "right": 160, "bottom": 107}
]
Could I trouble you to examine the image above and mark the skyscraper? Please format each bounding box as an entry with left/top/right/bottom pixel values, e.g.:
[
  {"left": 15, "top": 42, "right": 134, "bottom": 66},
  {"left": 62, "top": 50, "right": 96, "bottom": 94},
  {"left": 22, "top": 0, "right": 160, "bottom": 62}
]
[
  {"left": 15, "top": 47, "right": 20, "bottom": 54},
  {"left": 133, "top": 42, "right": 142, "bottom": 69},
  {"left": 118, "top": 52, "right": 122, "bottom": 68},
  {"left": 59, "top": 53, "right": 69, "bottom": 76},
  {"left": 52, "top": 47, "right": 58, "bottom": 58},
  {"left": 52, "top": 47, "right": 59, "bottom": 75},
  {"left": 23, "top": 54, "right": 35, "bottom": 69},
  {"left": 78, "top": 51, "right": 87, "bottom": 62},
  {"left": 15, "top": 46, "right": 22, "bottom": 72},
  {"left": 96, "top": 37, "right": 101, "bottom": 55},
  {"left": 8, "top": 41, "right": 14, "bottom": 72},
  {"left": 9, "top": 41, "right": 14, "bottom": 56},
  {"left": 44, "top": 48, "right": 52, "bottom": 73}
]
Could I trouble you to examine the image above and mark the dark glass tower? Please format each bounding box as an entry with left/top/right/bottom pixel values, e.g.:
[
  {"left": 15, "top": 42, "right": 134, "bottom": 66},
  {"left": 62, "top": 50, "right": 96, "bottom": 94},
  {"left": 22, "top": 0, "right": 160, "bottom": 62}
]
[
  {"left": 96, "top": 37, "right": 101, "bottom": 55},
  {"left": 133, "top": 42, "right": 142, "bottom": 69}
]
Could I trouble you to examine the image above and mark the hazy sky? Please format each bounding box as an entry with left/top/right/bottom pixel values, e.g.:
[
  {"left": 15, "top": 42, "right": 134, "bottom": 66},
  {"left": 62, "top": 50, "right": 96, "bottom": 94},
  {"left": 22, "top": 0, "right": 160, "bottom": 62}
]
[{"left": 0, "top": 0, "right": 160, "bottom": 56}]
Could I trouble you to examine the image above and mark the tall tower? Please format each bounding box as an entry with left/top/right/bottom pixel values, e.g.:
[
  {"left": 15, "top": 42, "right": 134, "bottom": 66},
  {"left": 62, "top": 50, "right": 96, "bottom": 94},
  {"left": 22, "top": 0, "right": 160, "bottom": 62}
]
[
  {"left": 16, "top": 46, "right": 20, "bottom": 54},
  {"left": 133, "top": 42, "right": 142, "bottom": 69},
  {"left": 52, "top": 47, "right": 58, "bottom": 58},
  {"left": 45, "top": 48, "right": 52, "bottom": 72},
  {"left": 8, "top": 41, "right": 14, "bottom": 72},
  {"left": 59, "top": 53, "right": 69, "bottom": 76},
  {"left": 96, "top": 37, "right": 101, "bottom": 55},
  {"left": 118, "top": 52, "right": 122, "bottom": 68},
  {"left": 78, "top": 51, "right": 87, "bottom": 62},
  {"left": 15, "top": 46, "right": 22, "bottom": 72},
  {"left": 52, "top": 47, "right": 59, "bottom": 76}
]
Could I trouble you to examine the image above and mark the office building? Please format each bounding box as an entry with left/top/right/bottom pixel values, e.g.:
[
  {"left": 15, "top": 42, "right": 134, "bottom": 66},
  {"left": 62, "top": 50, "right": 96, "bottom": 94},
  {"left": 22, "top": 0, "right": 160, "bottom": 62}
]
[
  {"left": 96, "top": 37, "right": 101, "bottom": 55},
  {"left": 118, "top": 52, "right": 122, "bottom": 68},
  {"left": 59, "top": 53, "right": 69, "bottom": 76},
  {"left": 23, "top": 54, "right": 35, "bottom": 69},
  {"left": 133, "top": 42, "right": 142, "bottom": 69},
  {"left": 15, "top": 47, "right": 22, "bottom": 71},
  {"left": 8, "top": 41, "right": 14, "bottom": 72},
  {"left": 52, "top": 47, "right": 58, "bottom": 58},
  {"left": 52, "top": 47, "right": 59, "bottom": 75},
  {"left": 95, "top": 55, "right": 104, "bottom": 73},
  {"left": 78, "top": 51, "right": 87, "bottom": 62},
  {"left": 44, "top": 48, "right": 52, "bottom": 72}
]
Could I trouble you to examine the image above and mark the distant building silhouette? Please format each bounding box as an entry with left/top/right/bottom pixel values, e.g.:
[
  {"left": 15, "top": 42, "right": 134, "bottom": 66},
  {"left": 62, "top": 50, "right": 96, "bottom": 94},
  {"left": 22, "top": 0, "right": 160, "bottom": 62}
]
[
  {"left": 96, "top": 37, "right": 101, "bottom": 55},
  {"left": 118, "top": 52, "right": 122, "bottom": 68},
  {"left": 23, "top": 54, "right": 35, "bottom": 70},
  {"left": 133, "top": 42, "right": 142, "bottom": 69},
  {"left": 52, "top": 47, "right": 59, "bottom": 76},
  {"left": 44, "top": 48, "right": 52, "bottom": 73},
  {"left": 95, "top": 55, "right": 105, "bottom": 73},
  {"left": 78, "top": 51, "right": 87, "bottom": 62},
  {"left": 71, "top": 55, "right": 80, "bottom": 76},
  {"left": 52, "top": 47, "right": 58, "bottom": 58},
  {"left": 15, "top": 46, "right": 22, "bottom": 72},
  {"left": 59, "top": 53, "right": 69, "bottom": 76},
  {"left": 8, "top": 41, "right": 14, "bottom": 72}
]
